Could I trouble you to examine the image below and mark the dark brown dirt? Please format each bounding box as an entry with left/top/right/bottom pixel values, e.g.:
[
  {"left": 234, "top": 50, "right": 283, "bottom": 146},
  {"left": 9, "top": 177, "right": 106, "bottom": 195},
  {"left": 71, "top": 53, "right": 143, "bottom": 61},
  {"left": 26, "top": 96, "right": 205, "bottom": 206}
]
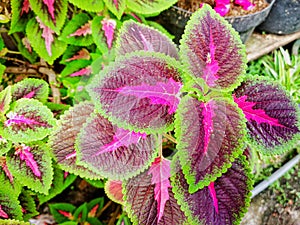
[{"left": 177, "top": 0, "right": 270, "bottom": 16}]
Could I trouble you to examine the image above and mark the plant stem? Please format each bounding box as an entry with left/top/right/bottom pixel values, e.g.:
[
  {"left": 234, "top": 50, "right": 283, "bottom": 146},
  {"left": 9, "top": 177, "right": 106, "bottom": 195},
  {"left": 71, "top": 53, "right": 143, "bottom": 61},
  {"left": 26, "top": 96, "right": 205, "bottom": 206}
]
[{"left": 163, "top": 133, "right": 177, "bottom": 144}]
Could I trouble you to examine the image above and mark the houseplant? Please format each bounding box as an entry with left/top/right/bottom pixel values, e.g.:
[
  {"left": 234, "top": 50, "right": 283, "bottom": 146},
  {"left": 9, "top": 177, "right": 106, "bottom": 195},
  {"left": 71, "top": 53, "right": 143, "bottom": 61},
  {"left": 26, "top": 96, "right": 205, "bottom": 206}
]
[
  {"left": 160, "top": 0, "right": 275, "bottom": 43},
  {"left": 49, "top": 4, "right": 300, "bottom": 225}
]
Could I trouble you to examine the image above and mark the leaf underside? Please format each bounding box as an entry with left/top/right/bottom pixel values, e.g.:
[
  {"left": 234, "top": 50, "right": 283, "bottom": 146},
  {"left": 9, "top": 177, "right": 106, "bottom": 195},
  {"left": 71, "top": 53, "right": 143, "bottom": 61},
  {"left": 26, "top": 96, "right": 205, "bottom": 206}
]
[
  {"left": 171, "top": 154, "right": 252, "bottom": 225},
  {"left": 87, "top": 52, "right": 183, "bottom": 134},
  {"left": 76, "top": 113, "right": 157, "bottom": 180},
  {"left": 180, "top": 4, "right": 246, "bottom": 91},
  {"left": 49, "top": 101, "right": 100, "bottom": 179},
  {"left": 233, "top": 76, "right": 300, "bottom": 154},
  {"left": 104, "top": 180, "right": 124, "bottom": 205},
  {"left": 175, "top": 96, "right": 246, "bottom": 192},
  {"left": 116, "top": 20, "right": 179, "bottom": 59}
]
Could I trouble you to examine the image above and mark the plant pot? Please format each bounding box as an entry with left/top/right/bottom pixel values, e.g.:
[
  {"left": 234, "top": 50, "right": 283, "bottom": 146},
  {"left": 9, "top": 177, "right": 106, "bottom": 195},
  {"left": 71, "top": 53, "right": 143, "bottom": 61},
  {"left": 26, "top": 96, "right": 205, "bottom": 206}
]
[
  {"left": 258, "top": 0, "right": 300, "bottom": 34},
  {"left": 159, "top": 0, "right": 275, "bottom": 43}
]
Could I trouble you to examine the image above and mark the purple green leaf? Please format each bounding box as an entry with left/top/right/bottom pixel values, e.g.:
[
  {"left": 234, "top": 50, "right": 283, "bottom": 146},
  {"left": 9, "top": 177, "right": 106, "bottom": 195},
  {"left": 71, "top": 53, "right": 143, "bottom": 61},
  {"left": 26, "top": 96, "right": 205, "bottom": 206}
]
[
  {"left": 0, "top": 188, "right": 22, "bottom": 221},
  {"left": 101, "top": 18, "right": 116, "bottom": 49},
  {"left": 6, "top": 142, "right": 53, "bottom": 194},
  {"left": 59, "top": 13, "right": 94, "bottom": 46},
  {"left": 68, "top": 0, "right": 104, "bottom": 12},
  {"left": 0, "top": 158, "right": 14, "bottom": 184},
  {"left": 26, "top": 17, "right": 67, "bottom": 65},
  {"left": 96, "top": 128, "right": 147, "bottom": 155},
  {"left": 19, "top": 190, "right": 39, "bottom": 221},
  {"left": 103, "top": 0, "right": 126, "bottom": 19},
  {"left": 0, "top": 86, "right": 12, "bottom": 119},
  {"left": 65, "top": 48, "right": 90, "bottom": 62},
  {"left": 171, "top": 154, "right": 253, "bottom": 225},
  {"left": 88, "top": 52, "right": 183, "bottom": 133},
  {"left": 116, "top": 20, "right": 179, "bottom": 59},
  {"left": 180, "top": 4, "right": 246, "bottom": 91},
  {"left": 175, "top": 96, "right": 246, "bottom": 193},
  {"left": 28, "top": 0, "right": 68, "bottom": 34},
  {"left": 1, "top": 98, "right": 56, "bottom": 143},
  {"left": 104, "top": 180, "right": 124, "bottom": 205},
  {"left": 76, "top": 113, "right": 157, "bottom": 180},
  {"left": 116, "top": 78, "right": 182, "bottom": 114},
  {"left": 123, "top": 159, "right": 187, "bottom": 225},
  {"left": 233, "top": 76, "right": 300, "bottom": 154},
  {"left": 11, "top": 78, "right": 49, "bottom": 102},
  {"left": 14, "top": 144, "right": 41, "bottom": 177},
  {"left": 148, "top": 157, "right": 172, "bottom": 223},
  {"left": 49, "top": 102, "right": 101, "bottom": 180}
]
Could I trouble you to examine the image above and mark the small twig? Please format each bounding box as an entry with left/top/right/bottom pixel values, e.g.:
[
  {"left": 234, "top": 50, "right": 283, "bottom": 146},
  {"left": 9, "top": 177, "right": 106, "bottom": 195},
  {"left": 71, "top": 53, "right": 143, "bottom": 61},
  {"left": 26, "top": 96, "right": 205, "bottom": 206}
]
[
  {"left": 38, "top": 67, "right": 61, "bottom": 104},
  {"left": 96, "top": 200, "right": 112, "bottom": 218},
  {"left": 163, "top": 133, "right": 177, "bottom": 144},
  {"left": 108, "top": 205, "right": 120, "bottom": 225},
  {"left": 0, "top": 56, "right": 28, "bottom": 65}
]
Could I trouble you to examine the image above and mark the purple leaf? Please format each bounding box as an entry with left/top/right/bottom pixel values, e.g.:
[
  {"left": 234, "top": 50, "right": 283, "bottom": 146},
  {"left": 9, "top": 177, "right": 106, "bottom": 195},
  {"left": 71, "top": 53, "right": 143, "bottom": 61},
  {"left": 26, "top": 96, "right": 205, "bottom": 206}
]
[
  {"left": 96, "top": 128, "right": 147, "bottom": 155},
  {"left": 105, "top": 180, "right": 124, "bottom": 204},
  {"left": 101, "top": 18, "right": 116, "bottom": 49},
  {"left": 69, "top": 66, "right": 92, "bottom": 77},
  {"left": 69, "top": 21, "right": 92, "bottom": 37},
  {"left": 42, "top": 0, "right": 55, "bottom": 21},
  {"left": 88, "top": 53, "right": 183, "bottom": 133},
  {"left": 148, "top": 157, "right": 172, "bottom": 223},
  {"left": 0, "top": 205, "right": 8, "bottom": 219},
  {"left": 15, "top": 144, "right": 41, "bottom": 177},
  {"left": 123, "top": 161, "right": 187, "bottom": 225},
  {"left": 117, "top": 20, "right": 179, "bottom": 59},
  {"left": 21, "top": 0, "right": 31, "bottom": 16},
  {"left": 233, "top": 77, "right": 300, "bottom": 154},
  {"left": 76, "top": 113, "right": 157, "bottom": 180},
  {"left": 234, "top": 0, "right": 255, "bottom": 10},
  {"left": 214, "top": 0, "right": 230, "bottom": 16},
  {"left": 175, "top": 96, "right": 246, "bottom": 193},
  {"left": 117, "top": 78, "right": 182, "bottom": 114},
  {"left": 180, "top": 4, "right": 246, "bottom": 91},
  {"left": 49, "top": 102, "right": 101, "bottom": 179},
  {"left": 171, "top": 154, "right": 252, "bottom": 225},
  {"left": 233, "top": 95, "right": 283, "bottom": 127},
  {"left": 36, "top": 17, "right": 54, "bottom": 56}
]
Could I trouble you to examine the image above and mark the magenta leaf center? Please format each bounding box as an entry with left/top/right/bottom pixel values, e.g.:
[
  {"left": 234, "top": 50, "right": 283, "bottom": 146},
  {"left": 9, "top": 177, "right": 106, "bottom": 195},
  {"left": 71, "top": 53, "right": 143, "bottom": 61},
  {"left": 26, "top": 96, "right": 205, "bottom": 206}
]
[
  {"left": 117, "top": 78, "right": 182, "bottom": 114},
  {"left": 5, "top": 112, "right": 47, "bottom": 127},
  {"left": 0, "top": 205, "right": 8, "bottom": 219},
  {"left": 202, "top": 102, "right": 214, "bottom": 154},
  {"left": 148, "top": 157, "right": 172, "bottom": 223},
  {"left": 101, "top": 18, "right": 117, "bottom": 49},
  {"left": 15, "top": 145, "right": 41, "bottom": 177},
  {"left": 42, "top": 0, "right": 55, "bottom": 21},
  {"left": 95, "top": 128, "right": 147, "bottom": 156},
  {"left": 208, "top": 182, "right": 219, "bottom": 214},
  {"left": 233, "top": 95, "right": 284, "bottom": 127}
]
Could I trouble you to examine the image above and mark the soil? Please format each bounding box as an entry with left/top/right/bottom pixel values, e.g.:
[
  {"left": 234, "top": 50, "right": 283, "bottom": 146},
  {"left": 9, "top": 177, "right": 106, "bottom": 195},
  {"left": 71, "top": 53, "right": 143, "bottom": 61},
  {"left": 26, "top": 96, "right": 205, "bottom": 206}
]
[{"left": 176, "top": 0, "right": 270, "bottom": 17}]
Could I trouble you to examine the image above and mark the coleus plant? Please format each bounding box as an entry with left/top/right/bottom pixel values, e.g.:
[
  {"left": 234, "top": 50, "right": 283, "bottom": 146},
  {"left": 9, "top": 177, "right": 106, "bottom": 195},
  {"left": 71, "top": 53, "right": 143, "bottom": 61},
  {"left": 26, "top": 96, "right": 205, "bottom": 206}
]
[
  {"left": 0, "top": 78, "right": 57, "bottom": 222},
  {"left": 49, "top": 4, "right": 300, "bottom": 225}
]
